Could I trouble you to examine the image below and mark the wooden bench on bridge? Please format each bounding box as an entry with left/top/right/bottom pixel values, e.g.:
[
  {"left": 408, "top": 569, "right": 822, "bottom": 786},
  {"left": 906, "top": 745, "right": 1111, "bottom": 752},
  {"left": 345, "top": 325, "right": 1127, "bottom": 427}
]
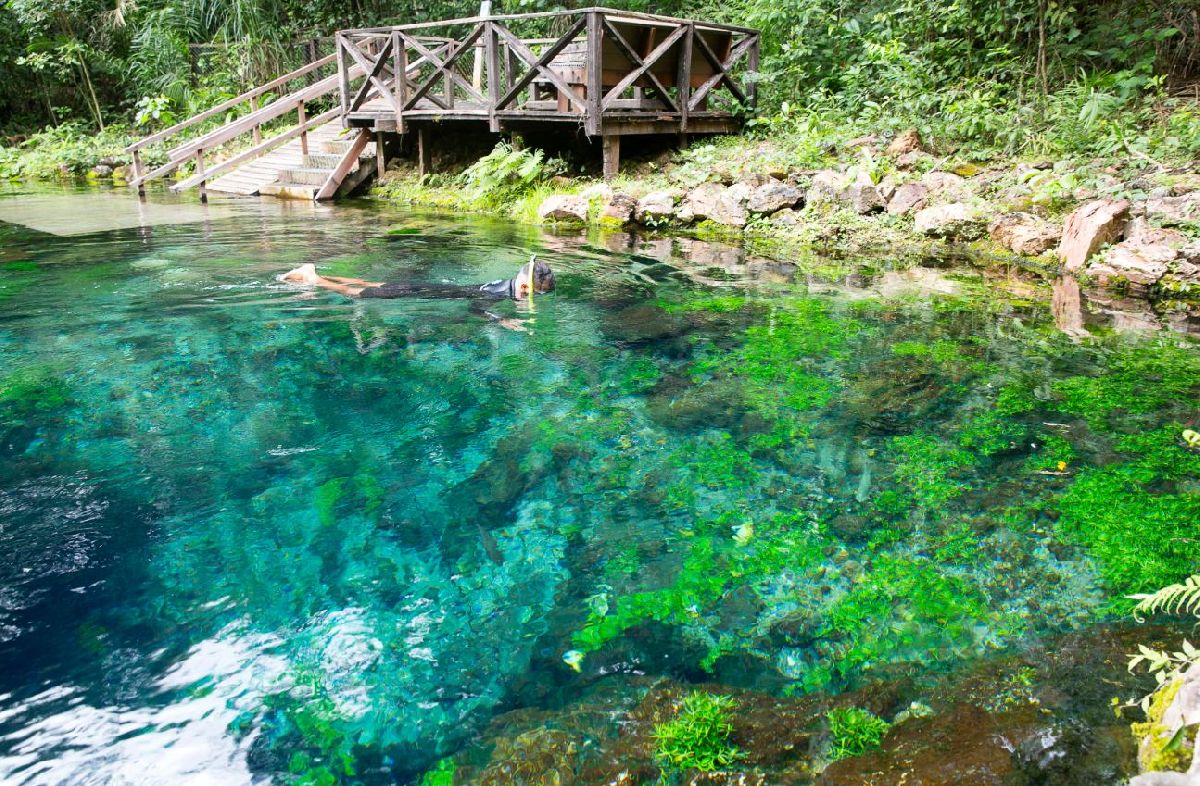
[{"left": 125, "top": 7, "right": 759, "bottom": 200}]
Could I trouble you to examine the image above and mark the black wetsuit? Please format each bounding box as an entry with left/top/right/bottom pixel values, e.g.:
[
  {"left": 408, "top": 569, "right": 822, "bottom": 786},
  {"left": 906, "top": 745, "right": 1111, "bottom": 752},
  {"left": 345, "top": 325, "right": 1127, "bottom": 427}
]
[{"left": 359, "top": 278, "right": 516, "bottom": 299}]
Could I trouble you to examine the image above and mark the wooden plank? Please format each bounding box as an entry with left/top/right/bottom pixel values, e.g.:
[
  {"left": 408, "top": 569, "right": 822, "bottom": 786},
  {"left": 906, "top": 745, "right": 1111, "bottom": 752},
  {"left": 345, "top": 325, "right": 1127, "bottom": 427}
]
[
  {"left": 485, "top": 19, "right": 500, "bottom": 132},
  {"left": 400, "top": 30, "right": 487, "bottom": 106},
  {"left": 171, "top": 111, "right": 339, "bottom": 191},
  {"left": 676, "top": 23, "right": 693, "bottom": 135},
  {"left": 689, "top": 33, "right": 752, "bottom": 110},
  {"left": 602, "top": 134, "right": 620, "bottom": 180},
  {"left": 350, "top": 8, "right": 758, "bottom": 36},
  {"left": 417, "top": 126, "right": 432, "bottom": 176}
]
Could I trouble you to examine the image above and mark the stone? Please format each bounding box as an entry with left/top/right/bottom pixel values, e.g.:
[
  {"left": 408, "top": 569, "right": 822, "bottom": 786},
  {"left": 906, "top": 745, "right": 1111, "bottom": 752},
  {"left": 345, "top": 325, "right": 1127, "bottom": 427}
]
[
  {"left": 845, "top": 134, "right": 878, "bottom": 149},
  {"left": 1058, "top": 198, "right": 1131, "bottom": 273},
  {"left": 885, "top": 128, "right": 923, "bottom": 156},
  {"left": 769, "top": 208, "right": 803, "bottom": 227},
  {"left": 1126, "top": 216, "right": 1188, "bottom": 249},
  {"left": 1145, "top": 193, "right": 1200, "bottom": 224},
  {"left": 634, "top": 190, "right": 679, "bottom": 224},
  {"left": 876, "top": 174, "right": 899, "bottom": 203},
  {"left": 989, "top": 212, "right": 1062, "bottom": 256},
  {"left": 913, "top": 203, "right": 986, "bottom": 239},
  {"left": 806, "top": 170, "right": 851, "bottom": 206},
  {"left": 746, "top": 181, "right": 802, "bottom": 214},
  {"left": 887, "top": 183, "right": 929, "bottom": 216},
  {"left": 711, "top": 183, "right": 751, "bottom": 227},
  {"left": 845, "top": 182, "right": 885, "bottom": 214},
  {"left": 600, "top": 192, "right": 637, "bottom": 224},
  {"left": 676, "top": 182, "right": 724, "bottom": 223},
  {"left": 90, "top": 164, "right": 114, "bottom": 178},
  {"left": 537, "top": 195, "right": 588, "bottom": 223},
  {"left": 1090, "top": 245, "right": 1171, "bottom": 288},
  {"left": 895, "top": 150, "right": 934, "bottom": 170},
  {"left": 921, "top": 171, "right": 969, "bottom": 198}
]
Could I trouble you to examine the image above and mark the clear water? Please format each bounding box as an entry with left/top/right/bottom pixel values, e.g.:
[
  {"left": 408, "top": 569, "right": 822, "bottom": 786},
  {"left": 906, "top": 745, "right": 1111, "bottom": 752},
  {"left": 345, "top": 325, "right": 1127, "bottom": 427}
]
[{"left": 1, "top": 185, "right": 1198, "bottom": 785}]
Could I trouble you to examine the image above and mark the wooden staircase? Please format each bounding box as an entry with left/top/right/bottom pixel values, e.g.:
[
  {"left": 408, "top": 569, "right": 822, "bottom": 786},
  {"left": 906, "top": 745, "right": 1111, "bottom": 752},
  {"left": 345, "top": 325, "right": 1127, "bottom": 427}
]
[{"left": 125, "top": 53, "right": 385, "bottom": 202}]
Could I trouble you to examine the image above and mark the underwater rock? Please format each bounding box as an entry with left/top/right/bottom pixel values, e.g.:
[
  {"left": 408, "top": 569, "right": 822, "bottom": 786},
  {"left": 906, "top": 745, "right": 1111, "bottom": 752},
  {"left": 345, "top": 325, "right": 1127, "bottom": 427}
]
[
  {"left": 603, "top": 303, "right": 689, "bottom": 344},
  {"left": 645, "top": 377, "right": 746, "bottom": 432},
  {"left": 844, "top": 359, "right": 947, "bottom": 433}
]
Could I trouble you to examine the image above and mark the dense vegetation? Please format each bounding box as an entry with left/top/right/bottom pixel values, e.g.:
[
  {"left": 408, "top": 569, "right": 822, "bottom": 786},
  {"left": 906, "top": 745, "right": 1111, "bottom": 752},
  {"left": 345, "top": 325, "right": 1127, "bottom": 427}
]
[{"left": 1, "top": 0, "right": 1199, "bottom": 170}]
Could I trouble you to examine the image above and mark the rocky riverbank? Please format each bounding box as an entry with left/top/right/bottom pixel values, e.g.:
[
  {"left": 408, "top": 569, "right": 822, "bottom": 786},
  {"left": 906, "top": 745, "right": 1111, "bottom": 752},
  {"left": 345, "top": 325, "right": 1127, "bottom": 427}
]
[{"left": 373, "top": 128, "right": 1200, "bottom": 319}]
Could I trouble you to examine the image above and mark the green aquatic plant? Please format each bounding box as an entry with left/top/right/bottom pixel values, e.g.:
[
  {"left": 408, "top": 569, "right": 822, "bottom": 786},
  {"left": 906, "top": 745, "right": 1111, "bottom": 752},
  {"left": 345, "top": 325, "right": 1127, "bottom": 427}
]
[
  {"left": 889, "top": 433, "right": 976, "bottom": 510},
  {"left": 1056, "top": 426, "right": 1200, "bottom": 597},
  {"left": 827, "top": 706, "right": 890, "bottom": 761},
  {"left": 417, "top": 758, "right": 457, "bottom": 786},
  {"left": 654, "top": 693, "right": 740, "bottom": 772}
]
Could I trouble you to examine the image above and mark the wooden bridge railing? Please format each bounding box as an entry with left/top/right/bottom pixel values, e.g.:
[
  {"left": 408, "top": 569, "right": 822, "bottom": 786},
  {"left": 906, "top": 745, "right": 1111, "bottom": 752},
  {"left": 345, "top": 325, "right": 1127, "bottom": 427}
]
[
  {"left": 335, "top": 7, "right": 760, "bottom": 137},
  {"left": 125, "top": 54, "right": 350, "bottom": 199}
]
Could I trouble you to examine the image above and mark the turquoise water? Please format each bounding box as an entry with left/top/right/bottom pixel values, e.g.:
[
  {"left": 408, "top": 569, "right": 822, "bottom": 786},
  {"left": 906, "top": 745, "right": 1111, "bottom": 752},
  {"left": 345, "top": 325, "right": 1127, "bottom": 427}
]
[{"left": 1, "top": 186, "right": 1199, "bottom": 784}]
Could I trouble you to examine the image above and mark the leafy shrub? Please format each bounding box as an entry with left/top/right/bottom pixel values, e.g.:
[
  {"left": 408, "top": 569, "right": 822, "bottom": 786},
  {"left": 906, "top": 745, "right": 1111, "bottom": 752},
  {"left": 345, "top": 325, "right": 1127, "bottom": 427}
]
[
  {"left": 460, "top": 142, "right": 565, "bottom": 209},
  {"left": 827, "top": 706, "right": 890, "bottom": 761},
  {"left": 654, "top": 693, "right": 740, "bottom": 772}
]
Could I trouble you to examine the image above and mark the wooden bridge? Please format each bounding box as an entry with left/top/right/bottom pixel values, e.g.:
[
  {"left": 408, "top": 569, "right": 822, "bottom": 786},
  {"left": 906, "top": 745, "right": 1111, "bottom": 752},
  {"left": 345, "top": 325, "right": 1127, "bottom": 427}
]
[{"left": 126, "top": 7, "right": 759, "bottom": 201}]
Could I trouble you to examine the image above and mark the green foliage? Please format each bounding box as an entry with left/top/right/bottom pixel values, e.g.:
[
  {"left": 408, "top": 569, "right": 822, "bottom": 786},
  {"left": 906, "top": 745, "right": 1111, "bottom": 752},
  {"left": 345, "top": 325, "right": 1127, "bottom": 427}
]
[
  {"left": 827, "top": 707, "right": 890, "bottom": 761},
  {"left": 460, "top": 143, "right": 566, "bottom": 209},
  {"left": 417, "top": 758, "right": 456, "bottom": 786},
  {"left": 1132, "top": 575, "right": 1200, "bottom": 619},
  {"left": 653, "top": 693, "right": 740, "bottom": 772},
  {"left": 1056, "top": 426, "right": 1200, "bottom": 597},
  {"left": 889, "top": 433, "right": 976, "bottom": 509},
  {"left": 0, "top": 122, "right": 134, "bottom": 179}
]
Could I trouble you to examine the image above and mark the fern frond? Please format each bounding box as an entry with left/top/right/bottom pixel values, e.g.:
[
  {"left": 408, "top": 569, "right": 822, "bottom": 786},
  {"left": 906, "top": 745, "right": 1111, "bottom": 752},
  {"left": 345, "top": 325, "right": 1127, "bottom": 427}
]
[{"left": 1130, "top": 574, "right": 1200, "bottom": 620}]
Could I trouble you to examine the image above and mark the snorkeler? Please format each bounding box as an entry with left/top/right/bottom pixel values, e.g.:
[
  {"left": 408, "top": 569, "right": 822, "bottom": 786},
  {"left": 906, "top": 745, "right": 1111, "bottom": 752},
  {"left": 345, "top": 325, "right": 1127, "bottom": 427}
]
[{"left": 278, "top": 256, "right": 555, "bottom": 300}]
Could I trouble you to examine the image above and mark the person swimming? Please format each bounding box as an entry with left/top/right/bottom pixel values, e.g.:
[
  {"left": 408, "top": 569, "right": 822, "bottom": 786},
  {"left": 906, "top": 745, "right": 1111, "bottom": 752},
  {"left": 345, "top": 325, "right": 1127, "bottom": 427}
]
[{"left": 278, "top": 256, "right": 555, "bottom": 300}]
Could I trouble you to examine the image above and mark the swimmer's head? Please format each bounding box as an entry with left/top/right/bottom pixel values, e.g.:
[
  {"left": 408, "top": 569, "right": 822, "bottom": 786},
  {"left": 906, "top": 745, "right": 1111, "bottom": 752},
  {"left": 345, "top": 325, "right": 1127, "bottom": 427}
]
[{"left": 515, "top": 256, "right": 555, "bottom": 298}]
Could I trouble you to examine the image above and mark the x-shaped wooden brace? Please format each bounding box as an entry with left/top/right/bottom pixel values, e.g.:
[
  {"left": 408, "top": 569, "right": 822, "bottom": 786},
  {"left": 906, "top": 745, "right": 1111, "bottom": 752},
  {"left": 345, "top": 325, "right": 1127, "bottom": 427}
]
[
  {"left": 401, "top": 30, "right": 487, "bottom": 110},
  {"left": 342, "top": 36, "right": 402, "bottom": 115},
  {"left": 688, "top": 32, "right": 755, "bottom": 111},
  {"left": 402, "top": 24, "right": 486, "bottom": 112},
  {"left": 493, "top": 17, "right": 588, "bottom": 113},
  {"left": 601, "top": 21, "right": 685, "bottom": 112}
]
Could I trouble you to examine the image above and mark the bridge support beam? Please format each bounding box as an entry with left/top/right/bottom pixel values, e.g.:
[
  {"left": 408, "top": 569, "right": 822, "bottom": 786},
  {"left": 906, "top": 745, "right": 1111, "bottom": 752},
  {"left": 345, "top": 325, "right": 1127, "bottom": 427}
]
[
  {"left": 417, "top": 126, "right": 432, "bottom": 176},
  {"left": 602, "top": 134, "right": 620, "bottom": 180}
]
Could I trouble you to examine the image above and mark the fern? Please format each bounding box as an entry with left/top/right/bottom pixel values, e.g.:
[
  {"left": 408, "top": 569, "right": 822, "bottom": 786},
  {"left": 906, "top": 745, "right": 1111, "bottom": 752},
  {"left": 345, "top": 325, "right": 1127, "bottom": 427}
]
[
  {"left": 1131, "top": 574, "right": 1200, "bottom": 621},
  {"left": 460, "top": 142, "right": 564, "bottom": 208}
]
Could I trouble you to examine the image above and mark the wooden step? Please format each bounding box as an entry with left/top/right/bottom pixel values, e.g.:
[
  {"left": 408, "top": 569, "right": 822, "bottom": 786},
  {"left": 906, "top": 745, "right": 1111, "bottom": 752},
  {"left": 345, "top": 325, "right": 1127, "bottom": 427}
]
[
  {"left": 303, "top": 153, "right": 344, "bottom": 169},
  {"left": 260, "top": 183, "right": 321, "bottom": 200},
  {"left": 279, "top": 167, "right": 336, "bottom": 186}
]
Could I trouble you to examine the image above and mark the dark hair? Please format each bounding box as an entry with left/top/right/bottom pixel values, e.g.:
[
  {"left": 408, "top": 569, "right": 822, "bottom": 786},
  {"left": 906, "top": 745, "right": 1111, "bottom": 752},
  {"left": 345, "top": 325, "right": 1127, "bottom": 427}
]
[{"left": 531, "top": 259, "right": 555, "bottom": 293}]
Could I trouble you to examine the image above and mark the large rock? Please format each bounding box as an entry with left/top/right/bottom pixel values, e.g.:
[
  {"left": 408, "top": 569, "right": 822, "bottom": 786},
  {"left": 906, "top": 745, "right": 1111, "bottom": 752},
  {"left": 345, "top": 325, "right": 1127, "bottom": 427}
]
[
  {"left": 913, "top": 203, "right": 986, "bottom": 239},
  {"left": 922, "top": 171, "right": 969, "bottom": 198},
  {"left": 538, "top": 195, "right": 588, "bottom": 222},
  {"left": 1058, "top": 198, "right": 1130, "bottom": 273},
  {"left": 600, "top": 192, "right": 637, "bottom": 224},
  {"left": 845, "top": 171, "right": 885, "bottom": 214},
  {"left": 676, "top": 182, "right": 724, "bottom": 223},
  {"left": 1145, "top": 193, "right": 1200, "bottom": 224},
  {"left": 806, "top": 170, "right": 851, "bottom": 206},
  {"left": 712, "top": 182, "right": 751, "bottom": 227},
  {"left": 634, "top": 190, "right": 679, "bottom": 224},
  {"left": 885, "top": 128, "right": 923, "bottom": 157},
  {"left": 1086, "top": 220, "right": 1185, "bottom": 289},
  {"left": 747, "top": 181, "right": 802, "bottom": 214},
  {"left": 989, "top": 212, "right": 1062, "bottom": 256},
  {"left": 887, "top": 183, "right": 929, "bottom": 216}
]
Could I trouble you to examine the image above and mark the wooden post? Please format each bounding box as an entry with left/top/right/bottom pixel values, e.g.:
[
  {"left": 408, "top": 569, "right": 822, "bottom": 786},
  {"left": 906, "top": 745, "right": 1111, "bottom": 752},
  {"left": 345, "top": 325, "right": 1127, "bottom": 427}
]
[
  {"left": 417, "top": 126, "right": 431, "bottom": 176},
  {"left": 131, "top": 148, "right": 146, "bottom": 198},
  {"left": 585, "top": 10, "right": 603, "bottom": 138},
  {"left": 602, "top": 134, "right": 620, "bottom": 180},
  {"left": 473, "top": 0, "right": 491, "bottom": 92},
  {"left": 746, "top": 34, "right": 760, "bottom": 111},
  {"left": 298, "top": 101, "right": 308, "bottom": 155},
  {"left": 484, "top": 16, "right": 501, "bottom": 132},
  {"left": 336, "top": 33, "right": 350, "bottom": 115},
  {"left": 376, "top": 131, "right": 386, "bottom": 179},
  {"left": 195, "top": 148, "right": 207, "bottom": 204},
  {"left": 677, "top": 23, "right": 694, "bottom": 141},
  {"left": 393, "top": 30, "right": 408, "bottom": 133},
  {"left": 250, "top": 94, "right": 262, "bottom": 144}
]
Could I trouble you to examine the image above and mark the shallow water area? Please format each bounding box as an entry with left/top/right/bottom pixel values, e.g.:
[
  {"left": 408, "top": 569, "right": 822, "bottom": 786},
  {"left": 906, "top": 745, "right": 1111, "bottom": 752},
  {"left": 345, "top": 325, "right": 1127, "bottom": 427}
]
[{"left": 1, "top": 184, "right": 1198, "bottom": 785}]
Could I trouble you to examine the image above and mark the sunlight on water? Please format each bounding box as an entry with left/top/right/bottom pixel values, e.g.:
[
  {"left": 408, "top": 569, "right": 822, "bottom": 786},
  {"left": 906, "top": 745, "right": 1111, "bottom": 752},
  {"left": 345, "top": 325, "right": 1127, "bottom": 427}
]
[{"left": 1, "top": 185, "right": 1198, "bottom": 784}]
